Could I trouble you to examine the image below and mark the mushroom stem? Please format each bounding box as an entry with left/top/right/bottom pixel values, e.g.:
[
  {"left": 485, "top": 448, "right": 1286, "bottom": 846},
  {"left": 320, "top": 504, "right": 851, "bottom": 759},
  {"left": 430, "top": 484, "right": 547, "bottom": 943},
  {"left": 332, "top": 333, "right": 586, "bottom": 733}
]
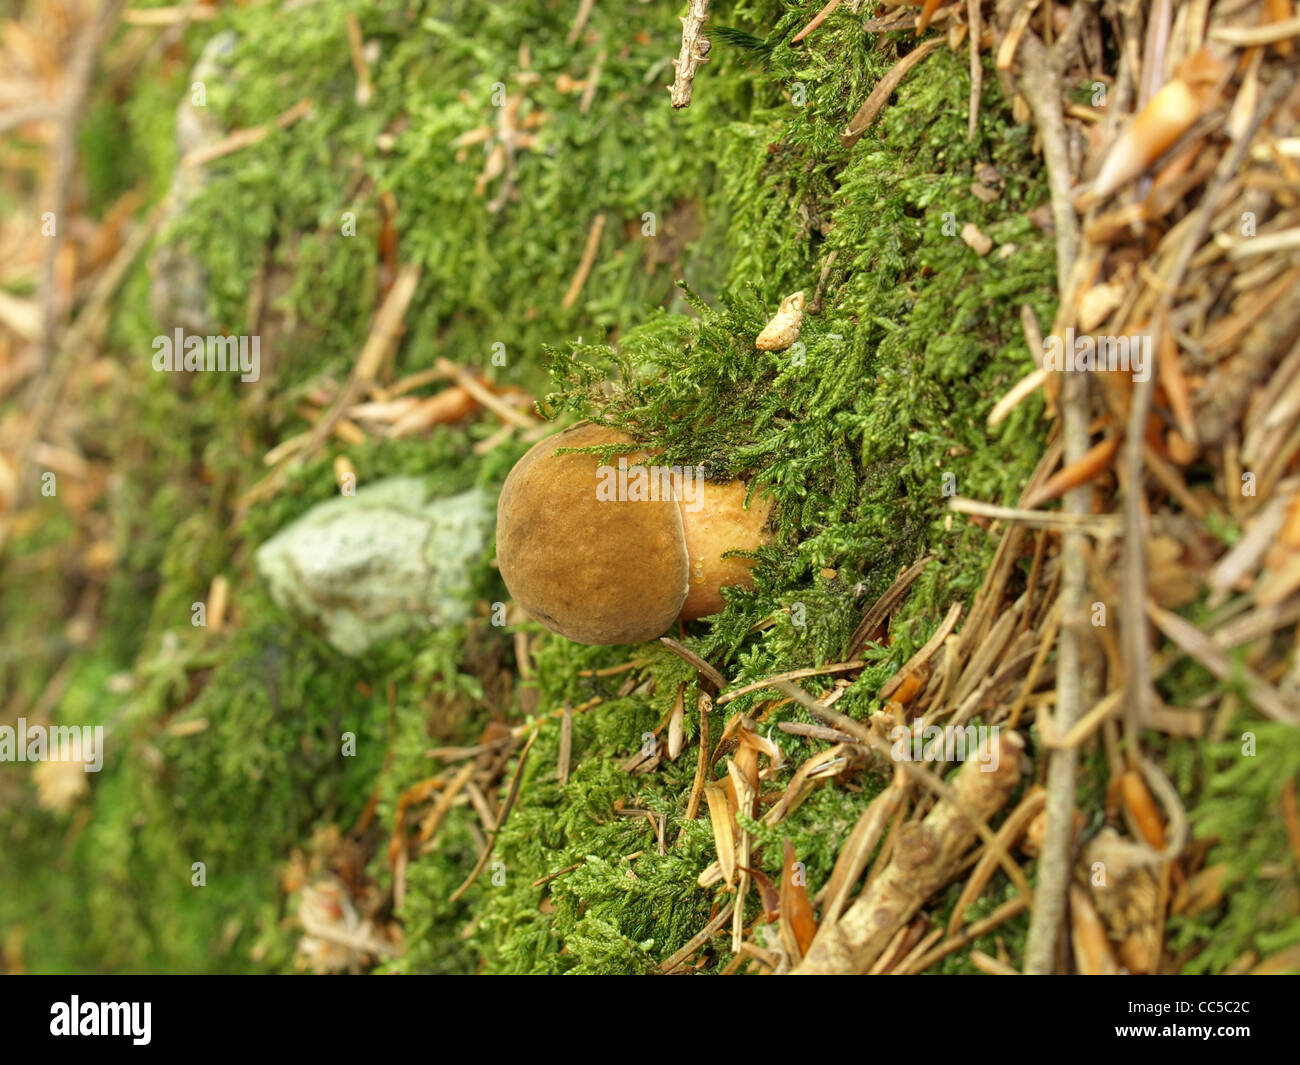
[{"left": 678, "top": 479, "right": 774, "bottom": 620}]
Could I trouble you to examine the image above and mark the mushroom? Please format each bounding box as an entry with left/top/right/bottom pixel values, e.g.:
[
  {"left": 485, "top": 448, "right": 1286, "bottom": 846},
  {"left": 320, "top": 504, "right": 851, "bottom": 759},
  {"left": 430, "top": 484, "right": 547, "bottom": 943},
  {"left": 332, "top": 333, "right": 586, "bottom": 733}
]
[{"left": 496, "top": 423, "right": 774, "bottom": 644}]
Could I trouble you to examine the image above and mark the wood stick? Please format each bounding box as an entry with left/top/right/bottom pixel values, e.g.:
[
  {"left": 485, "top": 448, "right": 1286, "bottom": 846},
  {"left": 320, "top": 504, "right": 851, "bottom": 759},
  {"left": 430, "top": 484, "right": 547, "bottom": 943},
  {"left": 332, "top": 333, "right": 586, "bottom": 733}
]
[
  {"left": 668, "top": 0, "right": 712, "bottom": 109},
  {"left": 793, "top": 732, "right": 1023, "bottom": 973}
]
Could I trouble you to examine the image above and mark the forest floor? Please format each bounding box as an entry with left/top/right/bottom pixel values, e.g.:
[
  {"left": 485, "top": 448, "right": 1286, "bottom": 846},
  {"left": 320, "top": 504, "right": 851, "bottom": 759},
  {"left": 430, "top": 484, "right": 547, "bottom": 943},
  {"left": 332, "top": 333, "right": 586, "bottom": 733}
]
[{"left": 1, "top": 0, "right": 1297, "bottom": 975}]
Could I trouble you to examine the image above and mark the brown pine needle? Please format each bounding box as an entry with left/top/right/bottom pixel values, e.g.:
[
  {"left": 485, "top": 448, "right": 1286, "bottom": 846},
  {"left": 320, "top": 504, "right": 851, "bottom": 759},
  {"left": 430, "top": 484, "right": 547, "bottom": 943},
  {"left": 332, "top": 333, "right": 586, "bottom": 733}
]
[
  {"left": 684, "top": 691, "right": 712, "bottom": 821},
  {"left": 658, "top": 899, "right": 734, "bottom": 972},
  {"left": 449, "top": 729, "right": 539, "bottom": 903},
  {"left": 659, "top": 637, "right": 729, "bottom": 689},
  {"left": 181, "top": 98, "right": 313, "bottom": 168},
  {"left": 1021, "top": 436, "right": 1120, "bottom": 509},
  {"left": 966, "top": 0, "right": 982, "bottom": 140},
  {"left": 1281, "top": 778, "right": 1300, "bottom": 871},
  {"left": 716, "top": 659, "right": 865, "bottom": 705},
  {"left": 881, "top": 602, "right": 963, "bottom": 700},
  {"left": 561, "top": 212, "right": 607, "bottom": 309},
  {"left": 842, "top": 37, "right": 944, "bottom": 147},
  {"left": 556, "top": 703, "right": 573, "bottom": 786},
  {"left": 847, "top": 555, "right": 933, "bottom": 658},
  {"left": 792, "top": 0, "right": 844, "bottom": 43}
]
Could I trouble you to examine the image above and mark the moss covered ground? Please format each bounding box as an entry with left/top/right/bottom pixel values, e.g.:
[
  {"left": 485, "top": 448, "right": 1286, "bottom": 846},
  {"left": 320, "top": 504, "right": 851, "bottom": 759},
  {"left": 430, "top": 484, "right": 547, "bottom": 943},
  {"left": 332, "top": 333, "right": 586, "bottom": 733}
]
[{"left": 1, "top": 0, "right": 1293, "bottom": 975}]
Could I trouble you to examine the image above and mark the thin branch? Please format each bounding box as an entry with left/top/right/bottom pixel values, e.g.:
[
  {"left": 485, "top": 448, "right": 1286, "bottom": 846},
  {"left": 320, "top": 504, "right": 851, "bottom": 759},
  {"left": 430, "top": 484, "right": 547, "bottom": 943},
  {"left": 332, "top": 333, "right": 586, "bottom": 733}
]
[{"left": 668, "top": 0, "right": 712, "bottom": 110}]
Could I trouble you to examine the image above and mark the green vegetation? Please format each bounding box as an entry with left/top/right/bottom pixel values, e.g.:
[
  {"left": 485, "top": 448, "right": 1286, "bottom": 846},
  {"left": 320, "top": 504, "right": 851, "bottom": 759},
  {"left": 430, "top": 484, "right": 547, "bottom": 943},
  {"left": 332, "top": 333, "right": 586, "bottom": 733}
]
[{"left": 3, "top": 0, "right": 1290, "bottom": 975}]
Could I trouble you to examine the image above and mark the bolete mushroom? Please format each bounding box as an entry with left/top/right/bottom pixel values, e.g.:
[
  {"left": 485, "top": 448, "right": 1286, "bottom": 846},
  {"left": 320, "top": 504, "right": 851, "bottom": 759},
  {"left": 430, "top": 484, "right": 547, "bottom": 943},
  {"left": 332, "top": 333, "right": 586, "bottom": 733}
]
[{"left": 496, "top": 423, "right": 773, "bottom": 644}]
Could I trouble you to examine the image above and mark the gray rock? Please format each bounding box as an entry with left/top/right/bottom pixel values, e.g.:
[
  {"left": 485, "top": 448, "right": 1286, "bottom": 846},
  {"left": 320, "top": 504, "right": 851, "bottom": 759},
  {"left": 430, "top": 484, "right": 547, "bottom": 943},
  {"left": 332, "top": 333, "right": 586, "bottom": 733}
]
[{"left": 254, "top": 478, "right": 494, "bottom": 655}]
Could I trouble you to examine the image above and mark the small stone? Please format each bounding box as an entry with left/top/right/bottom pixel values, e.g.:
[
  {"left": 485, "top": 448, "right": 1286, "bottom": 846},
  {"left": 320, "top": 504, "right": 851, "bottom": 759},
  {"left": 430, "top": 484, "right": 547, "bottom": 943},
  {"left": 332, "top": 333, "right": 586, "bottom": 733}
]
[
  {"left": 255, "top": 477, "right": 493, "bottom": 655},
  {"left": 960, "top": 223, "right": 993, "bottom": 256}
]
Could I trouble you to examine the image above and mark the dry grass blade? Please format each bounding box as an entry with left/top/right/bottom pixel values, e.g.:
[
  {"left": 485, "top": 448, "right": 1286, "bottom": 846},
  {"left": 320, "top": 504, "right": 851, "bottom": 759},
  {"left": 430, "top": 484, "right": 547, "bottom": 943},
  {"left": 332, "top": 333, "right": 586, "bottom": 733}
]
[
  {"left": 703, "top": 781, "right": 736, "bottom": 885},
  {"left": 728, "top": 760, "right": 755, "bottom": 952}
]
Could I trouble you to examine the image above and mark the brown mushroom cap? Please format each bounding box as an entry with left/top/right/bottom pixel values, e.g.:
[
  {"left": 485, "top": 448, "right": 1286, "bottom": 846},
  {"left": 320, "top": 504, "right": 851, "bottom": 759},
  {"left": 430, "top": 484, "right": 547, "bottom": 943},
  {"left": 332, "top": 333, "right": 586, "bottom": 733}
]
[{"left": 496, "top": 423, "right": 690, "bottom": 644}]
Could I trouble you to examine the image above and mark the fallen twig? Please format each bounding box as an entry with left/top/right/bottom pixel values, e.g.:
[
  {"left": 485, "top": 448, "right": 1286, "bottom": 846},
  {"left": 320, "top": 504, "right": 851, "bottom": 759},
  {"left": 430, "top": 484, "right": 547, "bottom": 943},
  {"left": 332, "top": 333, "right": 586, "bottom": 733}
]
[
  {"left": 668, "top": 0, "right": 712, "bottom": 109},
  {"left": 794, "top": 732, "right": 1024, "bottom": 973}
]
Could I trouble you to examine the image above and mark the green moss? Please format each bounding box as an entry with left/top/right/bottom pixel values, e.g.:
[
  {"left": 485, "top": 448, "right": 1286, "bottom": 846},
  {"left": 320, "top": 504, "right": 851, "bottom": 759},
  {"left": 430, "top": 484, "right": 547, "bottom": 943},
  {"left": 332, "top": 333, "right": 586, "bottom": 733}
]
[
  {"left": 1169, "top": 721, "right": 1300, "bottom": 973},
  {"left": 388, "top": 25, "right": 1059, "bottom": 968},
  {"left": 2, "top": 0, "right": 1118, "bottom": 976}
]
